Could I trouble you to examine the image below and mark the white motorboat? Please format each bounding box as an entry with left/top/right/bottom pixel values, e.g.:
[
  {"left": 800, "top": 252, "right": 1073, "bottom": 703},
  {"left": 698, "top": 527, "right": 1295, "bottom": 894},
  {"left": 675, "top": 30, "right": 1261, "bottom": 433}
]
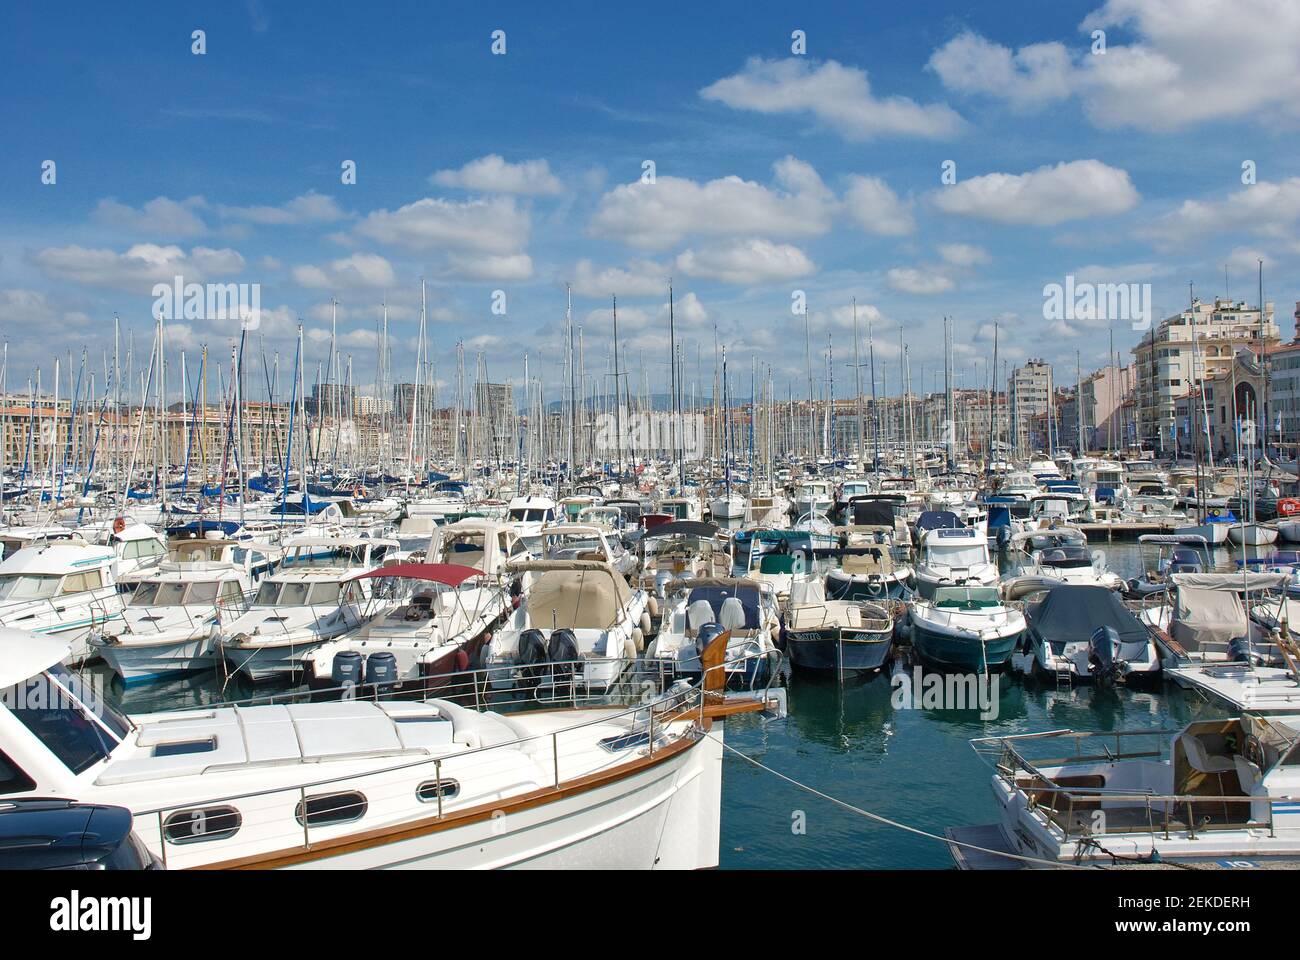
[
  {"left": 952, "top": 714, "right": 1300, "bottom": 868},
  {"left": 908, "top": 585, "right": 1025, "bottom": 671},
  {"left": 540, "top": 522, "right": 636, "bottom": 577},
  {"left": 217, "top": 534, "right": 399, "bottom": 683},
  {"left": 506, "top": 494, "right": 557, "bottom": 551},
  {"left": 913, "top": 527, "right": 999, "bottom": 599},
  {"left": 1014, "top": 583, "right": 1159, "bottom": 683},
  {"left": 645, "top": 576, "right": 782, "bottom": 686},
  {"left": 0, "top": 627, "right": 775, "bottom": 870},
  {"left": 790, "top": 480, "right": 833, "bottom": 518},
  {"left": 484, "top": 559, "right": 650, "bottom": 693},
  {"left": 302, "top": 561, "right": 514, "bottom": 692},
  {"left": 88, "top": 538, "right": 273, "bottom": 684},
  {"left": 0, "top": 539, "right": 123, "bottom": 661}
]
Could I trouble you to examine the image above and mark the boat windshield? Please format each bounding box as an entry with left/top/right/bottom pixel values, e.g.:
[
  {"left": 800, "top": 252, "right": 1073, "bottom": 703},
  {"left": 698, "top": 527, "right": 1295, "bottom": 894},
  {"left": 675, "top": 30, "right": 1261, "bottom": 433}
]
[
  {"left": 130, "top": 580, "right": 223, "bottom": 606},
  {"left": 1, "top": 664, "right": 130, "bottom": 774},
  {"left": 254, "top": 580, "right": 350, "bottom": 606},
  {"left": 508, "top": 508, "right": 551, "bottom": 522},
  {"left": 928, "top": 543, "right": 988, "bottom": 568},
  {"left": 0, "top": 574, "right": 62, "bottom": 602}
]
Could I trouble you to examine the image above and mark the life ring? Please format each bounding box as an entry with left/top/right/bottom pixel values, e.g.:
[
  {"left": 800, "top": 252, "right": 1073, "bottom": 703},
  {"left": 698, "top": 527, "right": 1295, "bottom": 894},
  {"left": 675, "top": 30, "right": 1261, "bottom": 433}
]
[
  {"left": 112, "top": 516, "right": 127, "bottom": 534},
  {"left": 1279, "top": 498, "right": 1300, "bottom": 517}
]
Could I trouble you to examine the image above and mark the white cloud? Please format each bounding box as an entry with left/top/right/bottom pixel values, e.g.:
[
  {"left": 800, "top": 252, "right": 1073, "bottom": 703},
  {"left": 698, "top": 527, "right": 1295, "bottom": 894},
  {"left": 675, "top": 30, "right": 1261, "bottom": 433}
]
[
  {"left": 590, "top": 156, "right": 834, "bottom": 249},
  {"left": 842, "top": 176, "right": 915, "bottom": 236},
  {"left": 446, "top": 252, "right": 534, "bottom": 281},
  {"left": 701, "top": 57, "right": 963, "bottom": 140},
  {"left": 217, "top": 191, "right": 346, "bottom": 225},
  {"left": 292, "top": 252, "right": 396, "bottom": 290},
  {"left": 659, "top": 291, "right": 709, "bottom": 327},
  {"left": 572, "top": 258, "right": 667, "bottom": 297},
  {"left": 936, "top": 243, "right": 990, "bottom": 266},
  {"left": 887, "top": 267, "right": 954, "bottom": 295},
  {"left": 928, "top": 1, "right": 1300, "bottom": 131},
  {"left": 357, "top": 196, "right": 529, "bottom": 253},
  {"left": 34, "top": 244, "right": 246, "bottom": 291},
  {"left": 675, "top": 238, "right": 815, "bottom": 285},
  {"left": 1142, "top": 178, "right": 1300, "bottom": 246},
  {"left": 93, "top": 196, "right": 207, "bottom": 237},
  {"left": 932, "top": 160, "right": 1139, "bottom": 226},
  {"left": 927, "top": 32, "right": 1074, "bottom": 109},
  {"left": 431, "top": 155, "right": 562, "bottom": 195}
]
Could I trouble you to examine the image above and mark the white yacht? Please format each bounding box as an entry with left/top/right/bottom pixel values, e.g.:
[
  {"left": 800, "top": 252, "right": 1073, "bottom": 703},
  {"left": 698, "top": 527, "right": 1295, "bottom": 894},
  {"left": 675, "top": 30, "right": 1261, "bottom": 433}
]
[
  {"left": 913, "top": 527, "right": 999, "bottom": 599},
  {"left": 540, "top": 522, "right": 635, "bottom": 577},
  {"left": 0, "top": 627, "right": 774, "bottom": 870},
  {"left": 790, "top": 480, "right": 833, "bottom": 518},
  {"left": 302, "top": 562, "right": 514, "bottom": 692},
  {"left": 953, "top": 714, "right": 1300, "bottom": 868},
  {"left": 0, "top": 539, "right": 123, "bottom": 661},
  {"left": 644, "top": 577, "right": 782, "bottom": 687},
  {"left": 506, "top": 494, "right": 557, "bottom": 551},
  {"left": 217, "top": 535, "right": 399, "bottom": 683},
  {"left": 484, "top": 559, "right": 650, "bottom": 693},
  {"left": 88, "top": 538, "right": 273, "bottom": 684}
]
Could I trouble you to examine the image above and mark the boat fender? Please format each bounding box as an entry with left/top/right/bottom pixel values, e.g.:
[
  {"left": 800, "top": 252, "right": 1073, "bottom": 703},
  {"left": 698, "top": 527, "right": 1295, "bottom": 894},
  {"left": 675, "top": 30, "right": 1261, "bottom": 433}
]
[
  {"left": 646, "top": 595, "right": 660, "bottom": 618},
  {"left": 453, "top": 649, "right": 470, "bottom": 673},
  {"left": 631, "top": 627, "right": 645, "bottom": 652},
  {"left": 640, "top": 611, "right": 653, "bottom": 636}
]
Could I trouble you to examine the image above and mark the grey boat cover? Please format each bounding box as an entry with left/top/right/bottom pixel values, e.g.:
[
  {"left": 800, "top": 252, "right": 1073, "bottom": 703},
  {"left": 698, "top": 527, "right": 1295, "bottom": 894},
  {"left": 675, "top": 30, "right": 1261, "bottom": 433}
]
[
  {"left": 1028, "top": 584, "right": 1148, "bottom": 656},
  {"left": 1171, "top": 586, "right": 1246, "bottom": 651}
]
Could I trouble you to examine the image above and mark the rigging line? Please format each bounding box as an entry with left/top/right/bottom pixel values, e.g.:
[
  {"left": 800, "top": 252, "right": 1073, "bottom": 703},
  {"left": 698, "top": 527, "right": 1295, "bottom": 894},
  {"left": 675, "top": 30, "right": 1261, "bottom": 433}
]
[{"left": 706, "top": 732, "right": 1104, "bottom": 870}]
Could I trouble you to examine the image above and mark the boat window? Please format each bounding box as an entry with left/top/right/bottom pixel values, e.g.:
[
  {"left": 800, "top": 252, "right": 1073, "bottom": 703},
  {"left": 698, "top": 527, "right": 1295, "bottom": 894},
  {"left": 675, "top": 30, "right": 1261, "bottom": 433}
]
[
  {"left": 0, "top": 748, "right": 35, "bottom": 793},
  {"left": 0, "top": 575, "right": 61, "bottom": 602},
  {"left": 187, "top": 581, "right": 220, "bottom": 604},
  {"left": 295, "top": 791, "right": 367, "bottom": 827},
  {"left": 154, "top": 582, "right": 188, "bottom": 606},
  {"left": 130, "top": 581, "right": 161, "bottom": 606},
  {"left": 163, "top": 806, "right": 242, "bottom": 844},
  {"left": 253, "top": 581, "right": 281, "bottom": 605},
  {"left": 308, "top": 582, "right": 341, "bottom": 605},
  {"left": 1, "top": 672, "right": 120, "bottom": 774},
  {"left": 281, "top": 582, "right": 311, "bottom": 605},
  {"left": 60, "top": 570, "right": 104, "bottom": 595},
  {"left": 122, "top": 538, "right": 165, "bottom": 560},
  {"left": 220, "top": 581, "right": 243, "bottom": 600},
  {"left": 416, "top": 779, "right": 460, "bottom": 803}
]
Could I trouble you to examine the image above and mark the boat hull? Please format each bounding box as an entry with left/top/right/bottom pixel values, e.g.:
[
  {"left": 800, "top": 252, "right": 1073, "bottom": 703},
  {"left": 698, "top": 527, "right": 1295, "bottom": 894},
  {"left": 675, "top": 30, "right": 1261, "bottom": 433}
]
[
  {"left": 785, "top": 626, "right": 893, "bottom": 673},
  {"left": 910, "top": 621, "right": 1020, "bottom": 671},
  {"left": 218, "top": 723, "right": 725, "bottom": 870}
]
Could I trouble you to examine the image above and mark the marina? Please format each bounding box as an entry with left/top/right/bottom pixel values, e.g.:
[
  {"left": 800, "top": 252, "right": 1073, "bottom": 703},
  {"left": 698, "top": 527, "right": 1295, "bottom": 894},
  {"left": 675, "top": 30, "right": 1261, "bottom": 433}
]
[{"left": 0, "top": 9, "right": 1296, "bottom": 943}]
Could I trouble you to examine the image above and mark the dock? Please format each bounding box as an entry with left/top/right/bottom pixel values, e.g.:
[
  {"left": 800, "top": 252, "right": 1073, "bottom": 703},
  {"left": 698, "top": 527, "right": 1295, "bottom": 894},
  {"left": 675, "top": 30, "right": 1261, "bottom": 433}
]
[{"left": 1075, "top": 521, "right": 1180, "bottom": 541}]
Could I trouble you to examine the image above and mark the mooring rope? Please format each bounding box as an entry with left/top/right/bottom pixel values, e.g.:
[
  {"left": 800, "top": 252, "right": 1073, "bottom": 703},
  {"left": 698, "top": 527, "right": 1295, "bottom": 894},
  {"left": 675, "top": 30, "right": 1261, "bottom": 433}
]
[{"left": 709, "top": 732, "right": 1113, "bottom": 870}]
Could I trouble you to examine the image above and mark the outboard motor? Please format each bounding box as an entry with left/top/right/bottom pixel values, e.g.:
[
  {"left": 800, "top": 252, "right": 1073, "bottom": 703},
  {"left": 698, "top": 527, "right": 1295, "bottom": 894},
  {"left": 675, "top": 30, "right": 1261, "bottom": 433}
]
[
  {"left": 1088, "top": 625, "right": 1121, "bottom": 685},
  {"left": 654, "top": 569, "right": 674, "bottom": 598},
  {"left": 365, "top": 651, "right": 398, "bottom": 686},
  {"left": 547, "top": 628, "right": 581, "bottom": 686},
  {"left": 694, "top": 621, "right": 726, "bottom": 663},
  {"left": 516, "top": 628, "right": 549, "bottom": 684},
  {"left": 332, "top": 650, "right": 364, "bottom": 689},
  {"left": 1229, "top": 636, "right": 1251, "bottom": 663}
]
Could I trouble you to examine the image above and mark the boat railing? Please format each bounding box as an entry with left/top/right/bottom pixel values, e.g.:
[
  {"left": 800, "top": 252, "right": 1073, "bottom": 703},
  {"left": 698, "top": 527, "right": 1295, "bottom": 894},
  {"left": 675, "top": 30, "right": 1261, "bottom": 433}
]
[{"left": 132, "top": 650, "right": 778, "bottom": 869}]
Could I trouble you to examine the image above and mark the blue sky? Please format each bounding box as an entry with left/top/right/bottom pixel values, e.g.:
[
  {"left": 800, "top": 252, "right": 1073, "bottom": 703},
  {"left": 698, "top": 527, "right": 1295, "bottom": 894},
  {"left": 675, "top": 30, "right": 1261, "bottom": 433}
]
[{"left": 2, "top": 0, "right": 1298, "bottom": 402}]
